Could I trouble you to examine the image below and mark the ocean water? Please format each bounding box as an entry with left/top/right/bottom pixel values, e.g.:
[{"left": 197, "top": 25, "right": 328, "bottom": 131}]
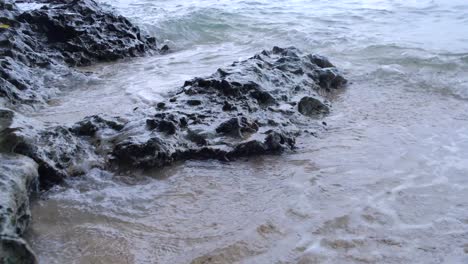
[{"left": 24, "top": 0, "right": 468, "bottom": 263}]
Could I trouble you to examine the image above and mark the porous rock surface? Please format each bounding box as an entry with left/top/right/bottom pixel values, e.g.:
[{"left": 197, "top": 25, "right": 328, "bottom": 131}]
[
  {"left": 110, "top": 47, "right": 346, "bottom": 168},
  {"left": 0, "top": 0, "right": 158, "bottom": 106},
  {"left": 4, "top": 47, "right": 346, "bottom": 189},
  {"left": 0, "top": 154, "right": 38, "bottom": 264}
]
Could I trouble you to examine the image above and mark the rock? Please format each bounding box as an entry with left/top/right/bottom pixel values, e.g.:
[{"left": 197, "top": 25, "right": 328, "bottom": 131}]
[
  {"left": 185, "top": 129, "right": 208, "bottom": 146},
  {"left": 308, "top": 54, "right": 335, "bottom": 68},
  {"left": 0, "top": 109, "right": 103, "bottom": 189},
  {"left": 160, "top": 44, "right": 170, "bottom": 54},
  {"left": 264, "top": 131, "right": 295, "bottom": 151},
  {"left": 216, "top": 117, "right": 259, "bottom": 138},
  {"left": 250, "top": 90, "right": 276, "bottom": 106},
  {"left": 71, "top": 115, "right": 125, "bottom": 137},
  {"left": 112, "top": 136, "right": 173, "bottom": 168},
  {"left": 1, "top": 47, "right": 346, "bottom": 186},
  {"left": 187, "top": 99, "right": 202, "bottom": 106},
  {"left": 318, "top": 68, "right": 348, "bottom": 90},
  {"left": 1, "top": 237, "right": 37, "bottom": 264},
  {"left": 11, "top": 126, "right": 92, "bottom": 188},
  {"left": 157, "top": 102, "right": 166, "bottom": 109},
  {"left": 0, "top": 0, "right": 159, "bottom": 107},
  {"left": 0, "top": 153, "right": 38, "bottom": 264},
  {"left": 222, "top": 101, "right": 236, "bottom": 111},
  {"left": 0, "top": 46, "right": 346, "bottom": 194},
  {"left": 0, "top": 46, "right": 346, "bottom": 259},
  {"left": 298, "top": 96, "right": 330, "bottom": 116},
  {"left": 106, "top": 47, "right": 345, "bottom": 170},
  {"left": 18, "top": 0, "right": 157, "bottom": 66},
  {"left": 228, "top": 131, "right": 295, "bottom": 157},
  {"left": 146, "top": 119, "right": 177, "bottom": 135}
]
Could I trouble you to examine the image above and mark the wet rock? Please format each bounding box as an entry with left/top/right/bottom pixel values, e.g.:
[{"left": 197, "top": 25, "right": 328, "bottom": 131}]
[
  {"left": 250, "top": 90, "right": 276, "bottom": 106},
  {"left": 228, "top": 131, "right": 294, "bottom": 157},
  {"left": 11, "top": 126, "right": 92, "bottom": 189},
  {"left": 71, "top": 115, "right": 125, "bottom": 137},
  {"left": 0, "top": 0, "right": 159, "bottom": 106},
  {"left": 298, "top": 96, "right": 330, "bottom": 116},
  {"left": 107, "top": 47, "right": 345, "bottom": 170},
  {"left": 216, "top": 117, "right": 259, "bottom": 138},
  {"left": 157, "top": 120, "right": 177, "bottom": 135},
  {"left": 0, "top": 47, "right": 346, "bottom": 259},
  {"left": 187, "top": 99, "right": 202, "bottom": 106},
  {"left": 229, "top": 140, "right": 266, "bottom": 157},
  {"left": 222, "top": 101, "right": 236, "bottom": 111},
  {"left": 160, "top": 44, "right": 170, "bottom": 54},
  {"left": 0, "top": 153, "right": 38, "bottom": 264},
  {"left": 308, "top": 54, "right": 335, "bottom": 68},
  {"left": 18, "top": 0, "right": 157, "bottom": 66},
  {"left": 318, "top": 68, "right": 348, "bottom": 90},
  {"left": 156, "top": 102, "right": 166, "bottom": 109},
  {"left": 0, "top": 109, "right": 102, "bottom": 189},
  {"left": 146, "top": 119, "right": 177, "bottom": 135},
  {"left": 112, "top": 136, "right": 173, "bottom": 168},
  {"left": 185, "top": 129, "right": 208, "bottom": 146},
  {"left": 1, "top": 47, "right": 346, "bottom": 200},
  {"left": 264, "top": 131, "right": 295, "bottom": 151}
]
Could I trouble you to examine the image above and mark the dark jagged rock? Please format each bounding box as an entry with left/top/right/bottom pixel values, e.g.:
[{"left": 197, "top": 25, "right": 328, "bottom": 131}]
[
  {"left": 216, "top": 117, "right": 259, "bottom": 138},
  {"left": 228, "top": 131, "right": 295, "bottom": 158},
  {"left": 186, "top": 129, "right": 208, "bottom": 146},
  {"left": 308, "top": 54, "right": 334, "bottom": 68},
  {"left": 146, "top": 119, "right": 177, "bottom": 135},
  {"left": 71, "top": 115, "right": 125, "bottom": 137},
  {"left": 298, "top": 96, "right": 330, "bottom": 116},
  {"left": 0, "top": 0, "right": 159, "bottom": 107},
  {"left": 3, "top": 46, "right": 346, "bottom": 182},
  {"left": 222, "top": 100, "right": 236, "bottom": 111},
  {"left": 18, "top": 0, "right": 157, "bottom": 66},
  {"left": 106, "top": 47, "right": 346, "bottom": 169},
  {"left": 318, "top": 68, "right": 347, "bottom": 90},
  {"left": 250, "top": 90, "right": 276, "bottom": 106},
  {"left": 113, "top": 136, "right": 174, "bottom": 168},
  {"left": 2, "top": 46, "right": 347, "bottom": 182},
  {"left": 10, "top": 125, "right": 92, "bottom": 189},
  {"left": 0, "top": 109, "right": 105, "bottom": 189},
  {"left": 0, "top": 153, "right": 38, "bottom": 264}
]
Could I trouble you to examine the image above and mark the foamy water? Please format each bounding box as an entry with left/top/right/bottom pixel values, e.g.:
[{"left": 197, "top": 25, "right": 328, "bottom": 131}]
[{"left": 25, "top": 0, "right": 468, "bottom": 263}]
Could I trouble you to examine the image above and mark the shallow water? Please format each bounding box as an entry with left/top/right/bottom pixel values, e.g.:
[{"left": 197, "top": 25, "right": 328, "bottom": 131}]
[{"left": 25, "top": 0, "right": 468, "bottom": 263}]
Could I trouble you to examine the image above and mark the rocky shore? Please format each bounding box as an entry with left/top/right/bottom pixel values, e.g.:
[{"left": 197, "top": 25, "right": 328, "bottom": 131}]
[{"left": 0, "top": 0, "right": 346, "bottom": 263}]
